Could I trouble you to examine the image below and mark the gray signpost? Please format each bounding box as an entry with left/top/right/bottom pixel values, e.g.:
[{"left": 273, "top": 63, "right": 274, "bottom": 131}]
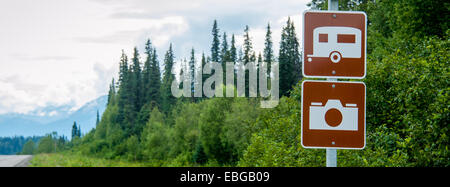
[{"left": 326, "top": 0, "right": 339, "bottom": 168}]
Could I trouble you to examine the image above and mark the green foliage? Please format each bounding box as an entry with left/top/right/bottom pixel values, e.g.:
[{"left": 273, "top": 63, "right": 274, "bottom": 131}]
[
  {"left": 193, "top": 141, "right": 207, "bottom": 164},
  {"left": 170, "top": 102, "right": 202, "bottom": 158},
  {"left": 141, "top": 108, "right": 170, "bottom": 160},
  {"left": 222, "top": 98, "right": 261, "bottom": 161},
  {"left": 36, "top": 133, "right": 67, "bottom": 154},
  {"left": 40, "top": 1, "right": 449, "bottom": 167},
  {"left": 21, "top": 139, "right": 36, "bottom": 155},
  {"left": 239, "top": 134, "right": 299, "bottom": 167},
  {"left": 198, "top": 98, "right": 232, "bottom": 164},
  {"left": 365, "top": 35, "right": 449, "bottom": 166},
  {"left": 30, "top": 152, "right": 146, "bottom": 167},
  {"left": 124, "top": 135, "right": 139, "bottom": 161}
]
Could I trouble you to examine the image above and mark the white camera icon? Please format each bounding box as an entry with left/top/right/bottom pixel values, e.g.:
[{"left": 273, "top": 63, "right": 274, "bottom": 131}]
[{"left": 309, "top": 99, "right": 358, "bottom": 131}]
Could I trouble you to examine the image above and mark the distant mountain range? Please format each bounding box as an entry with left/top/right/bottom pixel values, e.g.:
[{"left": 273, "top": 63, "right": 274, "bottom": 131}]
[{"left": 0, "top": 96, "right": 107, "bottom": 138}]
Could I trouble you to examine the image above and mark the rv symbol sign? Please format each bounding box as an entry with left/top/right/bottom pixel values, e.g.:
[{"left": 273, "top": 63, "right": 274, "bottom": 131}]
[
  {"left": 302, "top": 11, "right": 367, "bottom": 79},
  {"left": 301, "top": 80, "right": 366, "bottom": 149}
]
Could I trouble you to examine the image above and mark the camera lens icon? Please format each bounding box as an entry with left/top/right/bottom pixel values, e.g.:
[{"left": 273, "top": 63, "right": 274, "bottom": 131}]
[
  {"left": 324, "top": 108, "right": 342, "bottom": 127},
  {"left": 309, "top": 99, "right": 358, "bottom": 131}
]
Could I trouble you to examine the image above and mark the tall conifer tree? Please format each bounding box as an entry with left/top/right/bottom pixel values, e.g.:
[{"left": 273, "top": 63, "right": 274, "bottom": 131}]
[
  {"left": 230, "top": 34, "right": 237, "bottom": 86},
  {"left": 220, "top": 32, "right": 230, "bottom": 84},
  {"left": 211, "top": 20, "right": 220, "bottom": 63},
  {"left": 189, "top": 48, "right": 196, "bottom": 101},
  {"left": 161, "top": 44, "right": 176, "bottom": 114},
  {"left": 149, "top": 48, "right": 161, "bottom": 107},
  {"left": 96, "top": 110, "right": 100, "bottom": 127},
  {"left": 72, "top": 121, "right": 78, "bottom": 139},
  {"left": 279, "top": 17, "right": 301, "bottom": 97},
  {"left": 242, "top": 25, "right": 254, "bottom": 97},
  {"left": 130, "top": 47, "right": 142, "bottom": 112},
  {"left": 263, "top": 23, "right": 274, "bottom": 78},
  {"left": 230, "top": 34, "right": 237, "bottom": 63},
  {"left": 107, "top": 78, "right": 116, "bottom": 106},
  {"left": 142, "top": 39, "right": 153, "bottom": 104},
  {"left": 200, "top": 52, "right": 207, "bottom": 99},
  {"left": 117, "top": 51, "right": 132, "bottom": 126}
]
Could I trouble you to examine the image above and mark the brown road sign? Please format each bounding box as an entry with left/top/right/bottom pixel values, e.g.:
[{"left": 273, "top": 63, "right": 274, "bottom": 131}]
[
  {"left": 302, "top": 11, "right": 367, "bottom": 79},
  {"left": 301, "top": 80, "right": 365, "bottom": 149}
]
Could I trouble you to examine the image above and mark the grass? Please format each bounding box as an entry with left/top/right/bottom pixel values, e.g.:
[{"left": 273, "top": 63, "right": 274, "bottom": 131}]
[{"left": 30, "top": 152, "right": 147, "bottom": 167}]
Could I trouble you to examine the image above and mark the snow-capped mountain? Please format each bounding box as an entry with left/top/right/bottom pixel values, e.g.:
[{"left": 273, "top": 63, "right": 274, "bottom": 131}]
[{"left": 0, "top": 95, "right": 107, "bottom": 138}]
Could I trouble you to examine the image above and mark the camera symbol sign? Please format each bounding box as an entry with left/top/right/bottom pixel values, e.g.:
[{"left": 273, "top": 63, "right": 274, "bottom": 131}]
[
  {"left": 301, "top": 80, "right": 365, "bottom": 149},
  {"left": 302, "top": 10, "right": 367, "bottom": 79}
]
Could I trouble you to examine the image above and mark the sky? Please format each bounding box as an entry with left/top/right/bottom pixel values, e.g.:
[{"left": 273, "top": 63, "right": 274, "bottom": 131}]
[{"left": 0, "top": 0, "right": 309, "bottom": 115}]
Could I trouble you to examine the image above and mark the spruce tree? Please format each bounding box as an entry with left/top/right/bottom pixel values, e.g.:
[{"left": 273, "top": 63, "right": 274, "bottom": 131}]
[
  {"left": 161, "top": 44, "right": 176, "bottom": 114},
  {"left": 96, "top": 110, "right": 100, "bottom": 127},
  {"left": 220, "top": 32, "right": 229, "bottom": 64},
  {"left": 118, "top": 50, "right": 129, "bottom": 87},
  {"left": 257, "top": 52, "right": 263, "bottom": 96},
  {"left": 149, "top": 48, "right": 161, "bottom": 107},
  {"left": 242, "top": 25, "right": 254, "bottom": 97},
  {"left": 211, "top": 20, "right": 220, "bottom": 63},
  {"left": 230, "top": 34, "right": 237, "bottom": 63},
  {"left": 209, "top": 20, "right": 221, "bottom": 91},
  {"left": 279, "top": 19, "right": 292, "bottom": 97},
  {"left": 287, "top": 20, "right": 302, "bottom": 84},
  {"left": 117, "top": 50, "right": 133, "bottom": 130},
  {"left": 200, "top": 52, "right": 208, "bottom": 99},
  {"left": 279, "top": 17, "right": 301, "bottom": 97},
  {"left": 142, "top": 39, "right": 153, "bottom": 104},
  {"left": 189, "top": 48, "right": 196, "bottom": 101},
  {"left": 230, "top": 34, "right": 237, "bottom": 86},
  {"left": 138, "top": 44, "right": 161, "bottom": 132},
  {"left": 220, "top": 32, "right": 230, "bottom": 84},
  {"left": 71, "top": 121, "right": 78, "bottom": 139},
  {"left": 243, "top": 25, "right": 253, "bottom": 65},
  {"left": 263, "top": 23, "right": 274, "bottom": 78},
  {"left": 107, "top": 78, "right": 116, "bottom": 106},
  {"left": 130, "top": 47, "right": 142, "bottom": 112}
]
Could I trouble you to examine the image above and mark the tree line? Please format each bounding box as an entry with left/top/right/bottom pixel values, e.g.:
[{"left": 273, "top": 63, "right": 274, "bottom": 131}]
[
  {"left": 101, "top": 18, "right": 301, "bottom": 138},
  {"left": 0, "top": 136, "right": 41, "bottom": 155},
  {"left": 60, "top": 18, "right": 303, "bottom": 165}
]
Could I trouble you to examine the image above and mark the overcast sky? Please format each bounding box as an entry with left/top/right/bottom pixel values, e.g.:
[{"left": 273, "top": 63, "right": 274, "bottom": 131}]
[{"left": 0, "top": 0, "right": 309, "bottom": 115}]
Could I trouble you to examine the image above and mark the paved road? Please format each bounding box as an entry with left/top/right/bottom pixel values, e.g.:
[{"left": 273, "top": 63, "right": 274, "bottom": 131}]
[{"left": 0, "top": 155, "right": 33, "bottom": 167}]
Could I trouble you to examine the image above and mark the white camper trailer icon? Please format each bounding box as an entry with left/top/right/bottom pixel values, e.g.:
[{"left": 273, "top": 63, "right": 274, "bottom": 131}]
[{"left": 307, "top": 26, "right": 362, "bottom": 63}]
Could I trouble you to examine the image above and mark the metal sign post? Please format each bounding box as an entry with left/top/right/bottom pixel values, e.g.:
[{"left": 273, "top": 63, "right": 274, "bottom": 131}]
[
  {"left": 327, "top": 0, "right": 339, "bottom": 168},
  {"left": 326, "top": 148, "right": 337, "bottom": 167},
  {"left": 328, "top": 0, "right": 339, "bottom": 11}
]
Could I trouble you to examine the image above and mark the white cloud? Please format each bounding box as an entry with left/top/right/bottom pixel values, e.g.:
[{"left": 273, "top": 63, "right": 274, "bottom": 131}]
[
  {"left": 0, "top": 0, "right": 309, "bottom": 114},
  {"left": 48, "top": 111, "right": 58, "bottom": 117}
]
